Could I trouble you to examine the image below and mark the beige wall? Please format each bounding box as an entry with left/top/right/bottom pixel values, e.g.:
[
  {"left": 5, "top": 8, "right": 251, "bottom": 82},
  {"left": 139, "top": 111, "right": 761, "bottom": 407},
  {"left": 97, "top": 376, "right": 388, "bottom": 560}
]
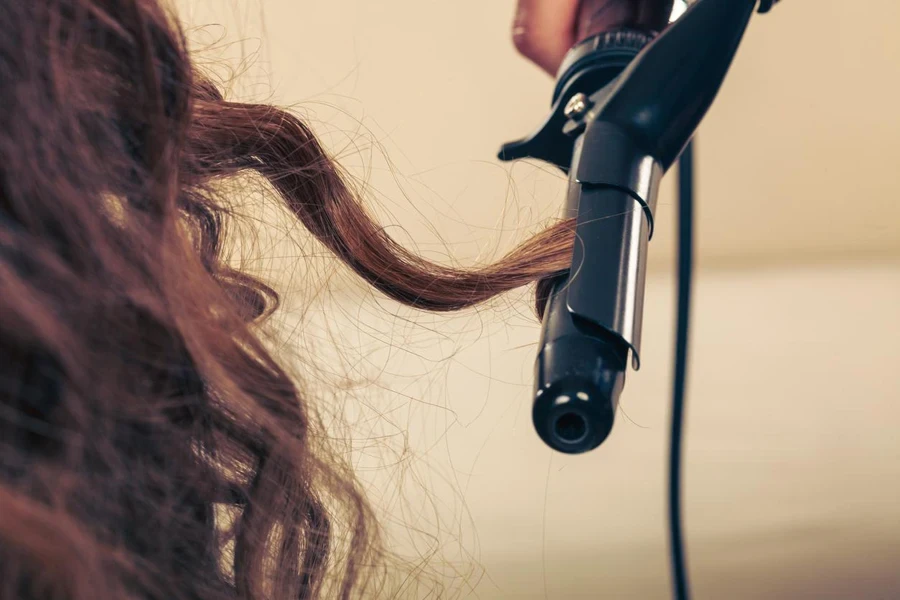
[
  {"left": 180, "top": 0, "right": 900, "bottom": 270},
  {"left": 290, "top": 263, "right": 900, "bottom": 599},
  {"left": 177, "top": 1, "right": 900, "bottom": 597}
]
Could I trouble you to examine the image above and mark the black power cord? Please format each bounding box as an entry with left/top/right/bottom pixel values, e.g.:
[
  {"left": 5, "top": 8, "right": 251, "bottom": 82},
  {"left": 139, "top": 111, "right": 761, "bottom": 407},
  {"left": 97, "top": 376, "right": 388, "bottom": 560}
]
[{"left": 670, "top": 141, "right": 695, "bottom": 600}]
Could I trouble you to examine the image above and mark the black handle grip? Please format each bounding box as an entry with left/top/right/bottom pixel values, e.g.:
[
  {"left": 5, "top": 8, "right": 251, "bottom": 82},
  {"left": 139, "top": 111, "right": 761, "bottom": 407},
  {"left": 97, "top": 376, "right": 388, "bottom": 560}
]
[{"left": 592, "top": 0, "right": 757, "bottom": 170}]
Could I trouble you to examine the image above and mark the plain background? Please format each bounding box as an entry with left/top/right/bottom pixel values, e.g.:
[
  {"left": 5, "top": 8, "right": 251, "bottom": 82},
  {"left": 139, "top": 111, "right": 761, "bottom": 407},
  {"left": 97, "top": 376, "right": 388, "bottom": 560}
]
[{"left": 177, "top": 1, "right": 900, "bottom": 598}]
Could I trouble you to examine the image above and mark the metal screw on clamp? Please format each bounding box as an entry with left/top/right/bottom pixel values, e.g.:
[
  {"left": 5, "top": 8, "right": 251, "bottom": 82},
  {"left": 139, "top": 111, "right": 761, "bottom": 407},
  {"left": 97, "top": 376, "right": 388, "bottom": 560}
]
[{"left": 564, "top": 92, "right": 593, "bottom": 120}]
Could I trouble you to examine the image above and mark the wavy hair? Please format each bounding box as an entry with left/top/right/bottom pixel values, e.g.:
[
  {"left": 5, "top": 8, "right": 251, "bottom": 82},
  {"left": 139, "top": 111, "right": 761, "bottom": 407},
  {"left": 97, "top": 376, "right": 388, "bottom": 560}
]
[{"left": 0, "top": 0, "right": 574, "bottom": 598}]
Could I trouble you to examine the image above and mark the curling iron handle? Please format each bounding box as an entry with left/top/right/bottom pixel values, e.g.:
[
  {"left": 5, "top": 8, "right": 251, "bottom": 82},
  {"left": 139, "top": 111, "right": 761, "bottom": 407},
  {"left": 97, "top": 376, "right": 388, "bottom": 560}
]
[{"left": 576, "top": 0, "right": 675, "bottom": 42}]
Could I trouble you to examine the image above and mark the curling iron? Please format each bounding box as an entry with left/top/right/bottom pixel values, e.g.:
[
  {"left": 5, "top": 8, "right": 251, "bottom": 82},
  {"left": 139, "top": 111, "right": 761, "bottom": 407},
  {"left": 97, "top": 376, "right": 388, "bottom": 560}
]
[
  {"left": 498, "top": 0, "right": 778, "bottom": 454},
  {"left": 499, "top": 1, "right": 781, "bottom": 597}
]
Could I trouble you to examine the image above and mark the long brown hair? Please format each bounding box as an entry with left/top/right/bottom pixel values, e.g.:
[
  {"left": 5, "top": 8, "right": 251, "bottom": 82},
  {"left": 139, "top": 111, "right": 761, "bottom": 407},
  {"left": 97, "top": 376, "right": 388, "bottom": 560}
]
[{"left": 0, "top": 1, "right": 574, "bottom": 598}]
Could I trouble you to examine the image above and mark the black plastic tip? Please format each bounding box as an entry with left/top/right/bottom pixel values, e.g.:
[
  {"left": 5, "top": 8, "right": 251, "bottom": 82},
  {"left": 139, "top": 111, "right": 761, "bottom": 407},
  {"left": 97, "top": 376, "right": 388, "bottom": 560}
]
[{"left": 533, "top": 378, "right": 616, "bottom": 454}]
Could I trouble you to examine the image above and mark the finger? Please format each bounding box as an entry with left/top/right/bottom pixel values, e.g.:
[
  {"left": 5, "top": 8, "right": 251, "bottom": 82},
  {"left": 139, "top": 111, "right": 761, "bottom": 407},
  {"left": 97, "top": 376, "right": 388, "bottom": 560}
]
[
  {"left": 578, "top": 0, "right": 676, "bottom": 40},
  {"left": 512, "top": 0, "right": 580, "bottom": 75}
]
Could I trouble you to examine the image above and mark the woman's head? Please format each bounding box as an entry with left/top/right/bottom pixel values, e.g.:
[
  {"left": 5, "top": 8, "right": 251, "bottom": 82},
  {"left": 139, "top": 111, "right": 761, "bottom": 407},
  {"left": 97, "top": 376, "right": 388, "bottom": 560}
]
[
  {"left": 0, "top": 1, "right": 573, "bottom": 598},
  {"left": 1, "top": 1, "right": 371, "bottom": 598}
]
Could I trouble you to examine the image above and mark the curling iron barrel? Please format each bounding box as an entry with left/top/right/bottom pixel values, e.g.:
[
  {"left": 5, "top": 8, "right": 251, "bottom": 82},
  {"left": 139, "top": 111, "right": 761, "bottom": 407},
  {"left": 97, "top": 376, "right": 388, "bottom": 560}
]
[
  {"left": 532, "top": 126, "right": 661, "bottom": 453},
  {"left": 499, "top": 0, "right": 763, "bottom": 453}
]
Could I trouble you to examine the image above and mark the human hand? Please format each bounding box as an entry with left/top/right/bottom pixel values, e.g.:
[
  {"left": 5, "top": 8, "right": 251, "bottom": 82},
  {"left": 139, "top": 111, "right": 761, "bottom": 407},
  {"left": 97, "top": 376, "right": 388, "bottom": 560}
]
[{"left": 512, "top": 0, "right": 675, "bottom": 75}]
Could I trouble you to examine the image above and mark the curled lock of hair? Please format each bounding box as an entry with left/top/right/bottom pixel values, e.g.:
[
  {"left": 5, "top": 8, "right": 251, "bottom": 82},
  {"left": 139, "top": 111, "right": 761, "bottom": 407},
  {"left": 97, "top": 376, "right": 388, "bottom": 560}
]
[{"left": 0, "top": 1, "right": 576, "bottom": 599}]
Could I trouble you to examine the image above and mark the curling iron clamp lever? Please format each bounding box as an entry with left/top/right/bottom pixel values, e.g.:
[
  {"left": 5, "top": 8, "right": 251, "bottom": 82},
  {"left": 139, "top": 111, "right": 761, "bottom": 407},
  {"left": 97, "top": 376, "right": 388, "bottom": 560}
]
[{"left": 498, "top": 29, "right": 656, "bottom": 172}]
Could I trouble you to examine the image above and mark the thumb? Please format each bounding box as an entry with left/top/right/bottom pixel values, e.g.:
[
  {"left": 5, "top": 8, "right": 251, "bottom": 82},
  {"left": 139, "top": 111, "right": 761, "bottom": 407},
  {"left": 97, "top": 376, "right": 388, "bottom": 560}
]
[{"left": 512, "top": 0, "right": 580, "bottom": 76}]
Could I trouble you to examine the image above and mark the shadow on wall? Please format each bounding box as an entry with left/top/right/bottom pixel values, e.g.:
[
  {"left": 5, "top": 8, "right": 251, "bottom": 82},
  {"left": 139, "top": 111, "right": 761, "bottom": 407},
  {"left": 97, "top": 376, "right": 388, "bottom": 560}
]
[{"left": 279, "top": 263, "right": 900, "bottom": 599}]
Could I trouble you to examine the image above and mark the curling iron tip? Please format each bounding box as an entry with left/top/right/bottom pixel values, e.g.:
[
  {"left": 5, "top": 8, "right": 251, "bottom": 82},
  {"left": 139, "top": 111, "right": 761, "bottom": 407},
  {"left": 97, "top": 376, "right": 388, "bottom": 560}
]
[{"left": 533, "top": 379, "right": 617, "bottom": 454}]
